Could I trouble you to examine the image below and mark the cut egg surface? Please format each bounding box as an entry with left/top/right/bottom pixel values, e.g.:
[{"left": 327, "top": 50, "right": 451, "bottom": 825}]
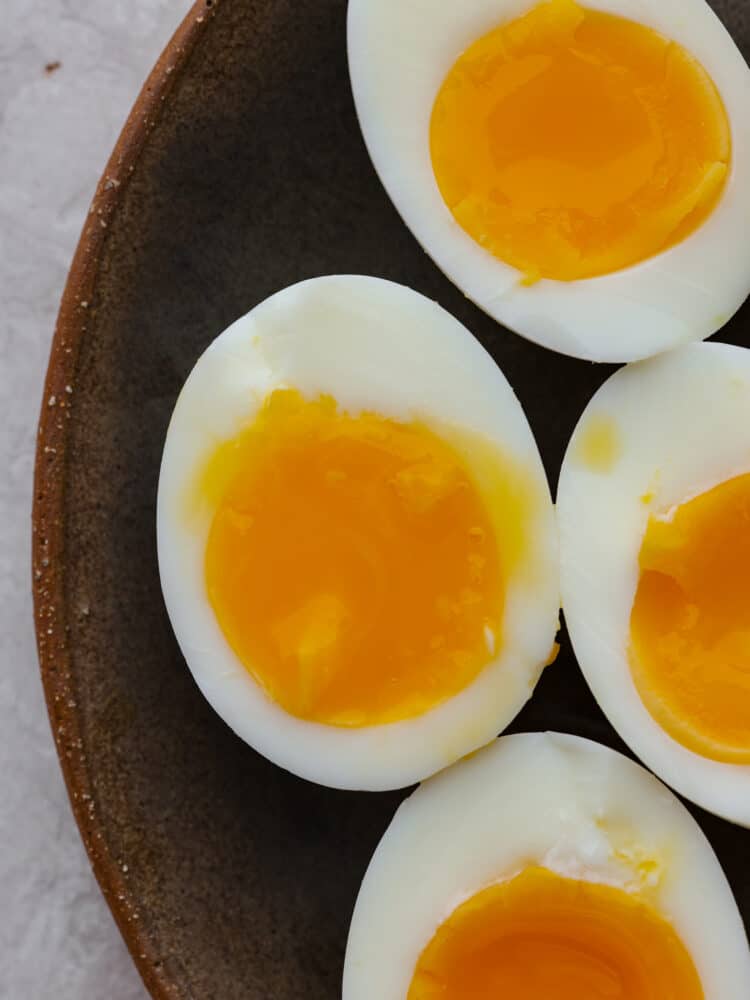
[
  {"left": 558, "top": 342, "right": 750, "bottom": 824},
  {"left": 343, "top": 733, "right": 750, "bottom": 1000},
  {"left": 157, "top": 276, "right": 559, "bottom": 790},
  {"left": 348, "top": 0, "right": 750, "bottom": 362}
]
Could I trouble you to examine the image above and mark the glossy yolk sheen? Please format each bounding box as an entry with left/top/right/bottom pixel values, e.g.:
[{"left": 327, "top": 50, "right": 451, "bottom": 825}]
[
  {"left": 408, "top": 867, "right": 703, "bottom": 1000},
  {"left": 201, "top": 389, "right": 518, "bottom": 727},
  {"left": 430, "top": 0, "right": 730, "bottom": 282},
  {"left": 630, "top": 473, "right": 750, "bottom": 763}
]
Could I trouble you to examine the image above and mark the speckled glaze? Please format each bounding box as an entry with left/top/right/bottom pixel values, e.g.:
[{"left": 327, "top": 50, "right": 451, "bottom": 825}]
[{"left": 33, "top": 0, "right": 750, "bottom": 997}]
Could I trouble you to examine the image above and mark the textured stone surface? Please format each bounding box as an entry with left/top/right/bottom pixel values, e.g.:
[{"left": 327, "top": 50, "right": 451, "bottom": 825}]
[{"left": 0, "top": 2, "right": 189, "bottom": 996}]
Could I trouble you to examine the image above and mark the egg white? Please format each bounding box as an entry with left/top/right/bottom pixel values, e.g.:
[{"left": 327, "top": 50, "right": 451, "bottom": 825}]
[
  {"left": 348, "top": 0, "right": 750, "bottom": 362},
  {"left": 343, "top": 732, "right": 750, "bottom": 1000},
  {"left": 157, "top": 275, "right": 559, "bottom": 790},
  {"left": 558, "top": 342, "right": 750, "bottom": 825}
]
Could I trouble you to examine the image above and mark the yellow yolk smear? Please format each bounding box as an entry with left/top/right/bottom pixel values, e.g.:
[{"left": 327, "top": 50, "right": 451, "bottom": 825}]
[
  {"left": 430, "top": 0, "right": 730, "bottom": 283},
  {"left": 199, "top": 389, "right": 532, "bottom": 727},
  {"left": 408, "top": 867, "right": 703, "bottom": 1000},
  {"left": 575, "top": 415, "right": 622, "bottom": 473},
  {"left": 630, "top": 473, "right": 750, "bottom": 763}
]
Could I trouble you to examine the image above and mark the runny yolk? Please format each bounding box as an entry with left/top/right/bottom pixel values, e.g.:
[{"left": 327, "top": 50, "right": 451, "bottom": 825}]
[
  {"left": 198, "top": 389, "right": 530, "bottom": 727},
  {"left": 630, "top": 473, "right": 750, "bottom": 763},
  {"left": 408, "top": 867, "right": 703, "bottom": 1000},
  {"left": 430, "top": 0, "right": 730, "bottom": 283}
]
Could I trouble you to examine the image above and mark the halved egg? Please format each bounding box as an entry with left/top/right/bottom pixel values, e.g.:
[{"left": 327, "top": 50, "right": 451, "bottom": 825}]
[
  {"left": 348, "top": 0, "right": 750, "bottom": 361},
  {"left": 157, "top": 276, "right": 559, "bottom": 790},
  {"left": 558, "top": 342, "right": 750, "bottom": 824},
  {"left": 344, "top": 732, "right": 750, "bottom": 1000}
]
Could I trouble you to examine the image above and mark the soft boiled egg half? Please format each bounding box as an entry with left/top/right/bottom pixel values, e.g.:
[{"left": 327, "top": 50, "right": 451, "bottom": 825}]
[
  {"left": 157, "top": 276, "right": 559, "bottom": 790},
  {"left": 558, "top": 343, "right": 750, "bottom": 825},
  {"left": 344, "top": 733, "right": 750, "bottom": 1000},
  {"left": 348, "top": 0, "right": 750, "bottom": 362}
]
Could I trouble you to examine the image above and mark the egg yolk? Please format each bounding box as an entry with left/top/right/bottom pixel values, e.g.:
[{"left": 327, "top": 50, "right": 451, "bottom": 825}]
[
  {"left": 630, "top": 473, "right": 750, "bottom": 763},
  {"left": 430, "top": 0, "right": 730, "bottom": 283},
  {"left": 408, "top": 866, "right": 703, "bottom": 1000},
  {"left": 199, "top": 389, "right": 530, "bottom": 727}
]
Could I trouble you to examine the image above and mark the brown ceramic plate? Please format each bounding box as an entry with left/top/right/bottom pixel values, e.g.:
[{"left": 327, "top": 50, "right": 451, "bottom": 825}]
[{"left": 33, "top": 0, "right": 750, "bottom": 997}]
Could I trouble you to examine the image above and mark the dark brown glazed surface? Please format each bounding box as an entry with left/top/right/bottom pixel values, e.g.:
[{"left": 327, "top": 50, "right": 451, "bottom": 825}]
[{"left": 33, "top": 1, "right": 750, "bottom": 997}]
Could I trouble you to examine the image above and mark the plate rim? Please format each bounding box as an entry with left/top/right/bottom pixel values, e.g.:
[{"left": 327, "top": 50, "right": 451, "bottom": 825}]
[{"left": 32, "top": 3, "right": 219, "bottom": 996}]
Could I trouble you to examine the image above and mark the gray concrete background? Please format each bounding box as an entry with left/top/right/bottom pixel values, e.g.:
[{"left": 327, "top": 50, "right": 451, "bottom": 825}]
[{"left": 1, "top": 3, "right": 191, "bottom": 996}]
